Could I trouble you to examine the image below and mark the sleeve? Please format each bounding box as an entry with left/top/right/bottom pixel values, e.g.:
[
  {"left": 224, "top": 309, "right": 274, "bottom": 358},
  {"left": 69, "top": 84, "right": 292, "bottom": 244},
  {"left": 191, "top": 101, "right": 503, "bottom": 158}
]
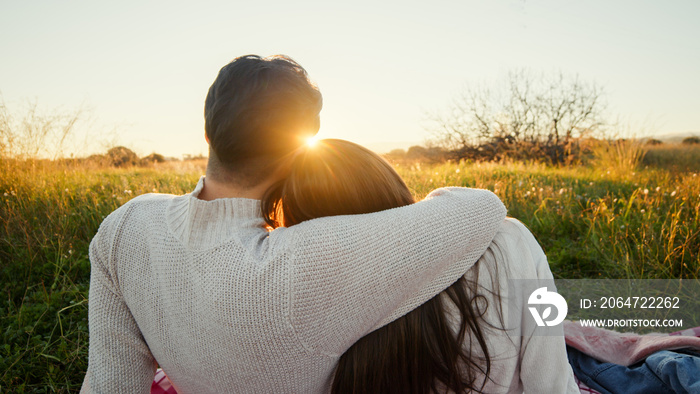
[
  {"left": 507, "top": 219, "right": 579, "bottom": 394},
  {"left": 279, "top": 187, "right": 507, "bottom": 356},
  {"left": 80, "top": 209, "right": 156, "bottom": 393}
]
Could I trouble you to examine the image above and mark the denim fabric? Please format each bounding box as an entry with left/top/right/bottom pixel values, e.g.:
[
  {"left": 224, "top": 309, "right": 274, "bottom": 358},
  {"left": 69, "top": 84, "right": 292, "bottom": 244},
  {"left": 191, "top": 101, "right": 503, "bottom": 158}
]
[
  {"left": 567, "top": 346, "right": 700, "bottom": 394},
  {"left": 645, "top": 350, "right": 700, "bottom": 393},
  {"left": 567, "top": 346, "right": 668, "bottom": 394}
]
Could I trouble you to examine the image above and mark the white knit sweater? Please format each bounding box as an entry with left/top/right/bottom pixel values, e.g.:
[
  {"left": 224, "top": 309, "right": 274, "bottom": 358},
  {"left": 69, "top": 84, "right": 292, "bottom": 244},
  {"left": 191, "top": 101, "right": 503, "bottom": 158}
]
[
  {"left": 456, "top": 218, "right": 579, "bottom": 393},
  {"left": 80, "top": 177, "right": 575, "bottom": 393}
]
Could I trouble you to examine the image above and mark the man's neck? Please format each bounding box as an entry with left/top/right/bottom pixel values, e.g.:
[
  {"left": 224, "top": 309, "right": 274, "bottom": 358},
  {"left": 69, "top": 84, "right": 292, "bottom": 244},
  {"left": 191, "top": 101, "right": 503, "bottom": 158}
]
[{"left": 197, "top": 175, "right": 274, "bottom": 201}]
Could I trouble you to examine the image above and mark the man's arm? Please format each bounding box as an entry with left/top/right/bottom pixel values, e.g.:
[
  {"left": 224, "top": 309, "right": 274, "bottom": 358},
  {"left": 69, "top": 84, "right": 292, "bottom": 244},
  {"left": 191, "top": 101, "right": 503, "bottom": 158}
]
[
  {"left": 275, "top": 187, "right": 507, "bottom": 356},
  {"left": 81, "top": 210, "right": 156, "bottom": 393}
]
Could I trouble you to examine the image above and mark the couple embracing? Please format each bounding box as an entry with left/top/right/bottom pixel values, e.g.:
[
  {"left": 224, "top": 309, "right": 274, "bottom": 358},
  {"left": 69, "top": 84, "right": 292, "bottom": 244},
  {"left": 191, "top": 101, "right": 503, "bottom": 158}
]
[{"left": 81, "top": 55, "right": 578, "bottom": 393}]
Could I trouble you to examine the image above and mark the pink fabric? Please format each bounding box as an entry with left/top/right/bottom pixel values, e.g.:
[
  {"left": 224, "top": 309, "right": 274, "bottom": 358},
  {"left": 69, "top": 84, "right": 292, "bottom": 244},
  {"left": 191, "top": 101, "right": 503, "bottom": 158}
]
[
  {"left": 569, "top": 323, "right": 700, "bottom": 394},
  {"left": 151, "top": 369, "right": 177, "bottom": 394},
  {"left": 669, "top": 326, "right": 700, "bottom": 337},
  {"left": 564, "top": 320, "right": 700, "bottom": 367},
  {"left": 575, "top": 375, "right": 601, "bottom": 394}
]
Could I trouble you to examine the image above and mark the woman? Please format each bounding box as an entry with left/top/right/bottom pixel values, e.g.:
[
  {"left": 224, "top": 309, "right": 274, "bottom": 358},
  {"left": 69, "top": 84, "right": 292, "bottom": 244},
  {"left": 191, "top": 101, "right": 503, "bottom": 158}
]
[{"left": 262, "top": 139, "right": 578, "bottom": 393}]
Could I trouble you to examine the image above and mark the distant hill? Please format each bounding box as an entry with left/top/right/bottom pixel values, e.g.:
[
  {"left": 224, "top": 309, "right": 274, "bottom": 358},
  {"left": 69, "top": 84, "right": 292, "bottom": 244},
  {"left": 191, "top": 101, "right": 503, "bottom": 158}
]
[
  {"left": 364, "top": 141, "right": 423, "bottom": 154},
  {"left": 641, "top": 131, "right": 700, "bottom": 143}
]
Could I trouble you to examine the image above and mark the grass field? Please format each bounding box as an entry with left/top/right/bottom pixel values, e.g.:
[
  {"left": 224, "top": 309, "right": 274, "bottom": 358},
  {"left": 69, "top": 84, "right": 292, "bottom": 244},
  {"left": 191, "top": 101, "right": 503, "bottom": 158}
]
[{"left": 1, "top": 147, "right": 699, "bottom": 392}]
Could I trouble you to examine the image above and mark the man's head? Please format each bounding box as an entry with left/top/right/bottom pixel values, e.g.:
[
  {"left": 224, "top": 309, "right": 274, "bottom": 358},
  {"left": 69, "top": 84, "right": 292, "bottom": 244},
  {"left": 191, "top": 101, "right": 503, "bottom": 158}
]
[{"left": 204, "top": 55, "right": 322, "bottom": 187}]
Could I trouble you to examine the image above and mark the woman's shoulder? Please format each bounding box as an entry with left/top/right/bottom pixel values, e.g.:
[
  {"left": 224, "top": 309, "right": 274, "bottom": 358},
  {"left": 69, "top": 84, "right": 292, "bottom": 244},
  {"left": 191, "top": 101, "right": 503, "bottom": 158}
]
[
  {"left": 486, "top": 217, "right": 551, "bottom": 280},
  {"left": 495, "top": 217, "right": 535, "bottom": 239},
  {"left": 493, "top": 217, "right": 543, "bottom": 251}
]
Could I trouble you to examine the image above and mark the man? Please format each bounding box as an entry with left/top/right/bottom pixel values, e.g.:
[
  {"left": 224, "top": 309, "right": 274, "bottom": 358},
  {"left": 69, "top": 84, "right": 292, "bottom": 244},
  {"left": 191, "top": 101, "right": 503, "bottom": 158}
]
[
  {"left": 197, "top": 55, "right": 322, "bottom": 201},
  {"left": 81, "top": 55, "right": 507, "bottom": 393}
]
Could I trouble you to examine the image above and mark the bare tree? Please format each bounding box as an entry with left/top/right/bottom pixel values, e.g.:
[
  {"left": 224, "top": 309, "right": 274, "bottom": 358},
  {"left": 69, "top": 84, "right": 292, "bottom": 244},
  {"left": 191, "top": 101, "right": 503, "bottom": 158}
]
[{"left": 430, "top": 70, "right": 606, "bottom": 163}]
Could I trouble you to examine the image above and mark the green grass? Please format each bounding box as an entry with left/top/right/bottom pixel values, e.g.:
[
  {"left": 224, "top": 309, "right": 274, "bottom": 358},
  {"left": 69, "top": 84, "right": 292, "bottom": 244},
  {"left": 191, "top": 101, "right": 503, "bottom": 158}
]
[
  {"left": 1, "top": 159, "right": 206, "bottom": 393},
  {"left": 396, "top": 160, "right": 699, "bottom": 279},
  {"left": 1, "top": 155, "right": 699, "bottom": 392}
]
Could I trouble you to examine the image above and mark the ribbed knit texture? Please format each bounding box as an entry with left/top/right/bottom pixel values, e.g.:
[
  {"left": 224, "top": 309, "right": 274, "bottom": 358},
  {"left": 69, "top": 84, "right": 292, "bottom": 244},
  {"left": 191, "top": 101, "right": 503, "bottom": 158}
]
[{"left": 80, "top": 177, "right": 574, "bottom": 393}]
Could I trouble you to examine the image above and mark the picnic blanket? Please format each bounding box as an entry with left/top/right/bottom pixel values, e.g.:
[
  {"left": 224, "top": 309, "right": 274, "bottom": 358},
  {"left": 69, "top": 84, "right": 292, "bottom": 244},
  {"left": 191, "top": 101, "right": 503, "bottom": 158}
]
[{"left": 567, "top": 323, "right": 700, "bottom": 394}]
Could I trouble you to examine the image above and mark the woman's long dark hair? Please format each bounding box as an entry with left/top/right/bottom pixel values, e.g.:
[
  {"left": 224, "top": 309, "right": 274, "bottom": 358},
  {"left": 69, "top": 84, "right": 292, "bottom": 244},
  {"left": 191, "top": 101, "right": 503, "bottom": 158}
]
[{"left": 262, "top": 139, "right": 493, "bottom": 393}]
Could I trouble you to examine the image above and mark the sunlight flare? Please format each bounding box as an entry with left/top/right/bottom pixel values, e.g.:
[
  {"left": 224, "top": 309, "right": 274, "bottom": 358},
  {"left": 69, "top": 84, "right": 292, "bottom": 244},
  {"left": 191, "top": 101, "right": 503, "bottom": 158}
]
[{"left": 306, "top": 135, "right": 320, "bottom": 148}]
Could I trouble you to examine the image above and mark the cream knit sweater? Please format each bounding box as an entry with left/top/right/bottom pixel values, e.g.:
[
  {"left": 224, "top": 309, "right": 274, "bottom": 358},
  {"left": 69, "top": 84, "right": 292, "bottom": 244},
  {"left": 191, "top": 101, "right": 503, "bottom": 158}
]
[{"left": 81, "top": 177, "right": 575, "bottom": 393}]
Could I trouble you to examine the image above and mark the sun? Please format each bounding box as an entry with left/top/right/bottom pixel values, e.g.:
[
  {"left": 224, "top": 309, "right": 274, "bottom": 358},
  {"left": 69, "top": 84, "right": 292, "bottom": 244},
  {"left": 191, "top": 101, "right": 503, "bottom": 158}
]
[{"left": 305, "top": 135, "right": 320, "bottom": 148}]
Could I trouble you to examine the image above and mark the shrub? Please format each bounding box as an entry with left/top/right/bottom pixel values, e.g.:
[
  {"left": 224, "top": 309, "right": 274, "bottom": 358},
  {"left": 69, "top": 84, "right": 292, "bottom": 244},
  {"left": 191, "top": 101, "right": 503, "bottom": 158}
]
[
  {"left": 682, "top": 136, "right": 700, "bottom": 145},
  {"left": 106, "top": 146, "right": 139, "bottom": 167},
  {"left": 141, "top": 153, "right": 166, "bottom": 164}
]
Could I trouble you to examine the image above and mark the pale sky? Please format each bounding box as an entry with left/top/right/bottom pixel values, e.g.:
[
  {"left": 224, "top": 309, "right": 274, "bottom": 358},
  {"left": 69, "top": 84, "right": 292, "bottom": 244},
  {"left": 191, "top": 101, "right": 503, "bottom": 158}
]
[{"left": 1, "top": 0, "right": 698, "bottom": 158}]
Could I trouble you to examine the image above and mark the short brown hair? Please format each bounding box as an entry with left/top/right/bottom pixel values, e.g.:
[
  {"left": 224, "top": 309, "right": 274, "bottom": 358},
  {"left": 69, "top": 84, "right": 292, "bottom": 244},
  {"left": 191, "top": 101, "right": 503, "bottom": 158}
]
[{"left": 204, "top": 55, "right": 322, "bottom": 185}]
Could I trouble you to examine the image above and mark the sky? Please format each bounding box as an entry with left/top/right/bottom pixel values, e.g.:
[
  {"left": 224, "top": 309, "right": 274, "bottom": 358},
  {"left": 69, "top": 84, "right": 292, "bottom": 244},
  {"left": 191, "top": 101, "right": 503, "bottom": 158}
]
[{"left": 1, "top": 0, "right": 699, "bottom": 158}]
